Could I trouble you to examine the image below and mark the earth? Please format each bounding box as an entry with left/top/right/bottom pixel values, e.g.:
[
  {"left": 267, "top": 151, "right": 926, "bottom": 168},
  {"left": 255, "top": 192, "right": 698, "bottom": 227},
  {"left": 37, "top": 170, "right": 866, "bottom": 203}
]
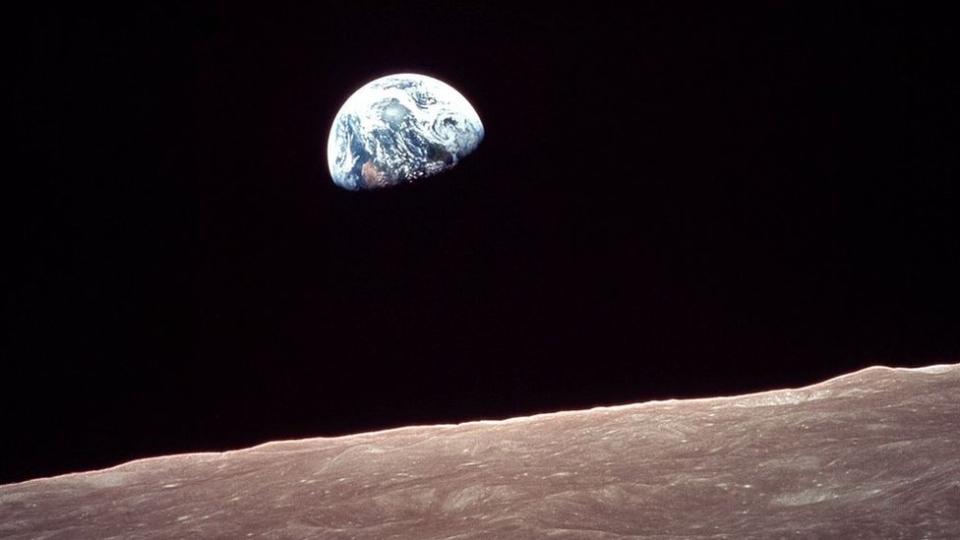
[{"left": 327, "top": 73, "right": 484, "bottom": 190}]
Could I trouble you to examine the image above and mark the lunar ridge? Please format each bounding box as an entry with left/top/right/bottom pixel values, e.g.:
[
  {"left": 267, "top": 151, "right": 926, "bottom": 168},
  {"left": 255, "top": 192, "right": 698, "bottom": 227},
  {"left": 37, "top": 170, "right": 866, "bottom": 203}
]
[{"left": 2, "top": 363, "right": 959, "bottom": 539}]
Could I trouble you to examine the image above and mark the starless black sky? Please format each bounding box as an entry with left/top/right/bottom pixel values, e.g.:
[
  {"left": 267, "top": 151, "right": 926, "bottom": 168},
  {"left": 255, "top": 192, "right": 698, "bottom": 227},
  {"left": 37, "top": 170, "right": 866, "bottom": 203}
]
[{"left": 6, "top": 3, "right": 958, "bottom": 483}]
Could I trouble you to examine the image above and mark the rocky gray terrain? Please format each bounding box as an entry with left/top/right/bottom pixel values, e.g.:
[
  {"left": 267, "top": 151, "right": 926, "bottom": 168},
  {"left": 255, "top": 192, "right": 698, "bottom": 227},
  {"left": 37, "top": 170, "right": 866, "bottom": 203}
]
[{"left": 2, "top": 364, "right": 958, "bottom": 539}]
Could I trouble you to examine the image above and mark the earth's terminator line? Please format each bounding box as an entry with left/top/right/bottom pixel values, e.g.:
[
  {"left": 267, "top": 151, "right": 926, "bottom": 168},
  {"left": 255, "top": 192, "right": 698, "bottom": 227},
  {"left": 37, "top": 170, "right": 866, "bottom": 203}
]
[{"left": 327, "top": 73, "right": 484, "bottom": 190}]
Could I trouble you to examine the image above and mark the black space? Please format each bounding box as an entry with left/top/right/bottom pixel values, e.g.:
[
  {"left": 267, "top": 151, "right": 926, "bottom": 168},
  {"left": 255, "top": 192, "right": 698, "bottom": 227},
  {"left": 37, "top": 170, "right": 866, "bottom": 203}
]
[{"left": 6, "top": 3, "right": 958, "bottom": 484}]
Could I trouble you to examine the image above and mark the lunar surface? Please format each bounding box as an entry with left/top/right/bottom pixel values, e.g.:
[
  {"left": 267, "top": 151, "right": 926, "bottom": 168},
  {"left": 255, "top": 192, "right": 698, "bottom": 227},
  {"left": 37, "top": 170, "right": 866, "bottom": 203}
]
[
  {"left": 327, "top": 73, "right": 484, "bottom": 190},
  {"left": 2, "top": 364, "right": 958, "bottom": 539}
]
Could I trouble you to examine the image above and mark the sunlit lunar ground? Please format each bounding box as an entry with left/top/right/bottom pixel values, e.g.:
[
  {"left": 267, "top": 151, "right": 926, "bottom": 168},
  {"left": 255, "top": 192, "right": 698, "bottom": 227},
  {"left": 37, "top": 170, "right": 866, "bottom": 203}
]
[{"left": 2, "top": 363, "right": 958, "bottom": 539}]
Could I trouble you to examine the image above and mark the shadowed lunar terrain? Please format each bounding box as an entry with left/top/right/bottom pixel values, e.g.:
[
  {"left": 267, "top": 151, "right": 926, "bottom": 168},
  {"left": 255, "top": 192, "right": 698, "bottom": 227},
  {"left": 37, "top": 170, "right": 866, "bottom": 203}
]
[{"left": 2, "top": 364, "right": 958, "bottom": 539}]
